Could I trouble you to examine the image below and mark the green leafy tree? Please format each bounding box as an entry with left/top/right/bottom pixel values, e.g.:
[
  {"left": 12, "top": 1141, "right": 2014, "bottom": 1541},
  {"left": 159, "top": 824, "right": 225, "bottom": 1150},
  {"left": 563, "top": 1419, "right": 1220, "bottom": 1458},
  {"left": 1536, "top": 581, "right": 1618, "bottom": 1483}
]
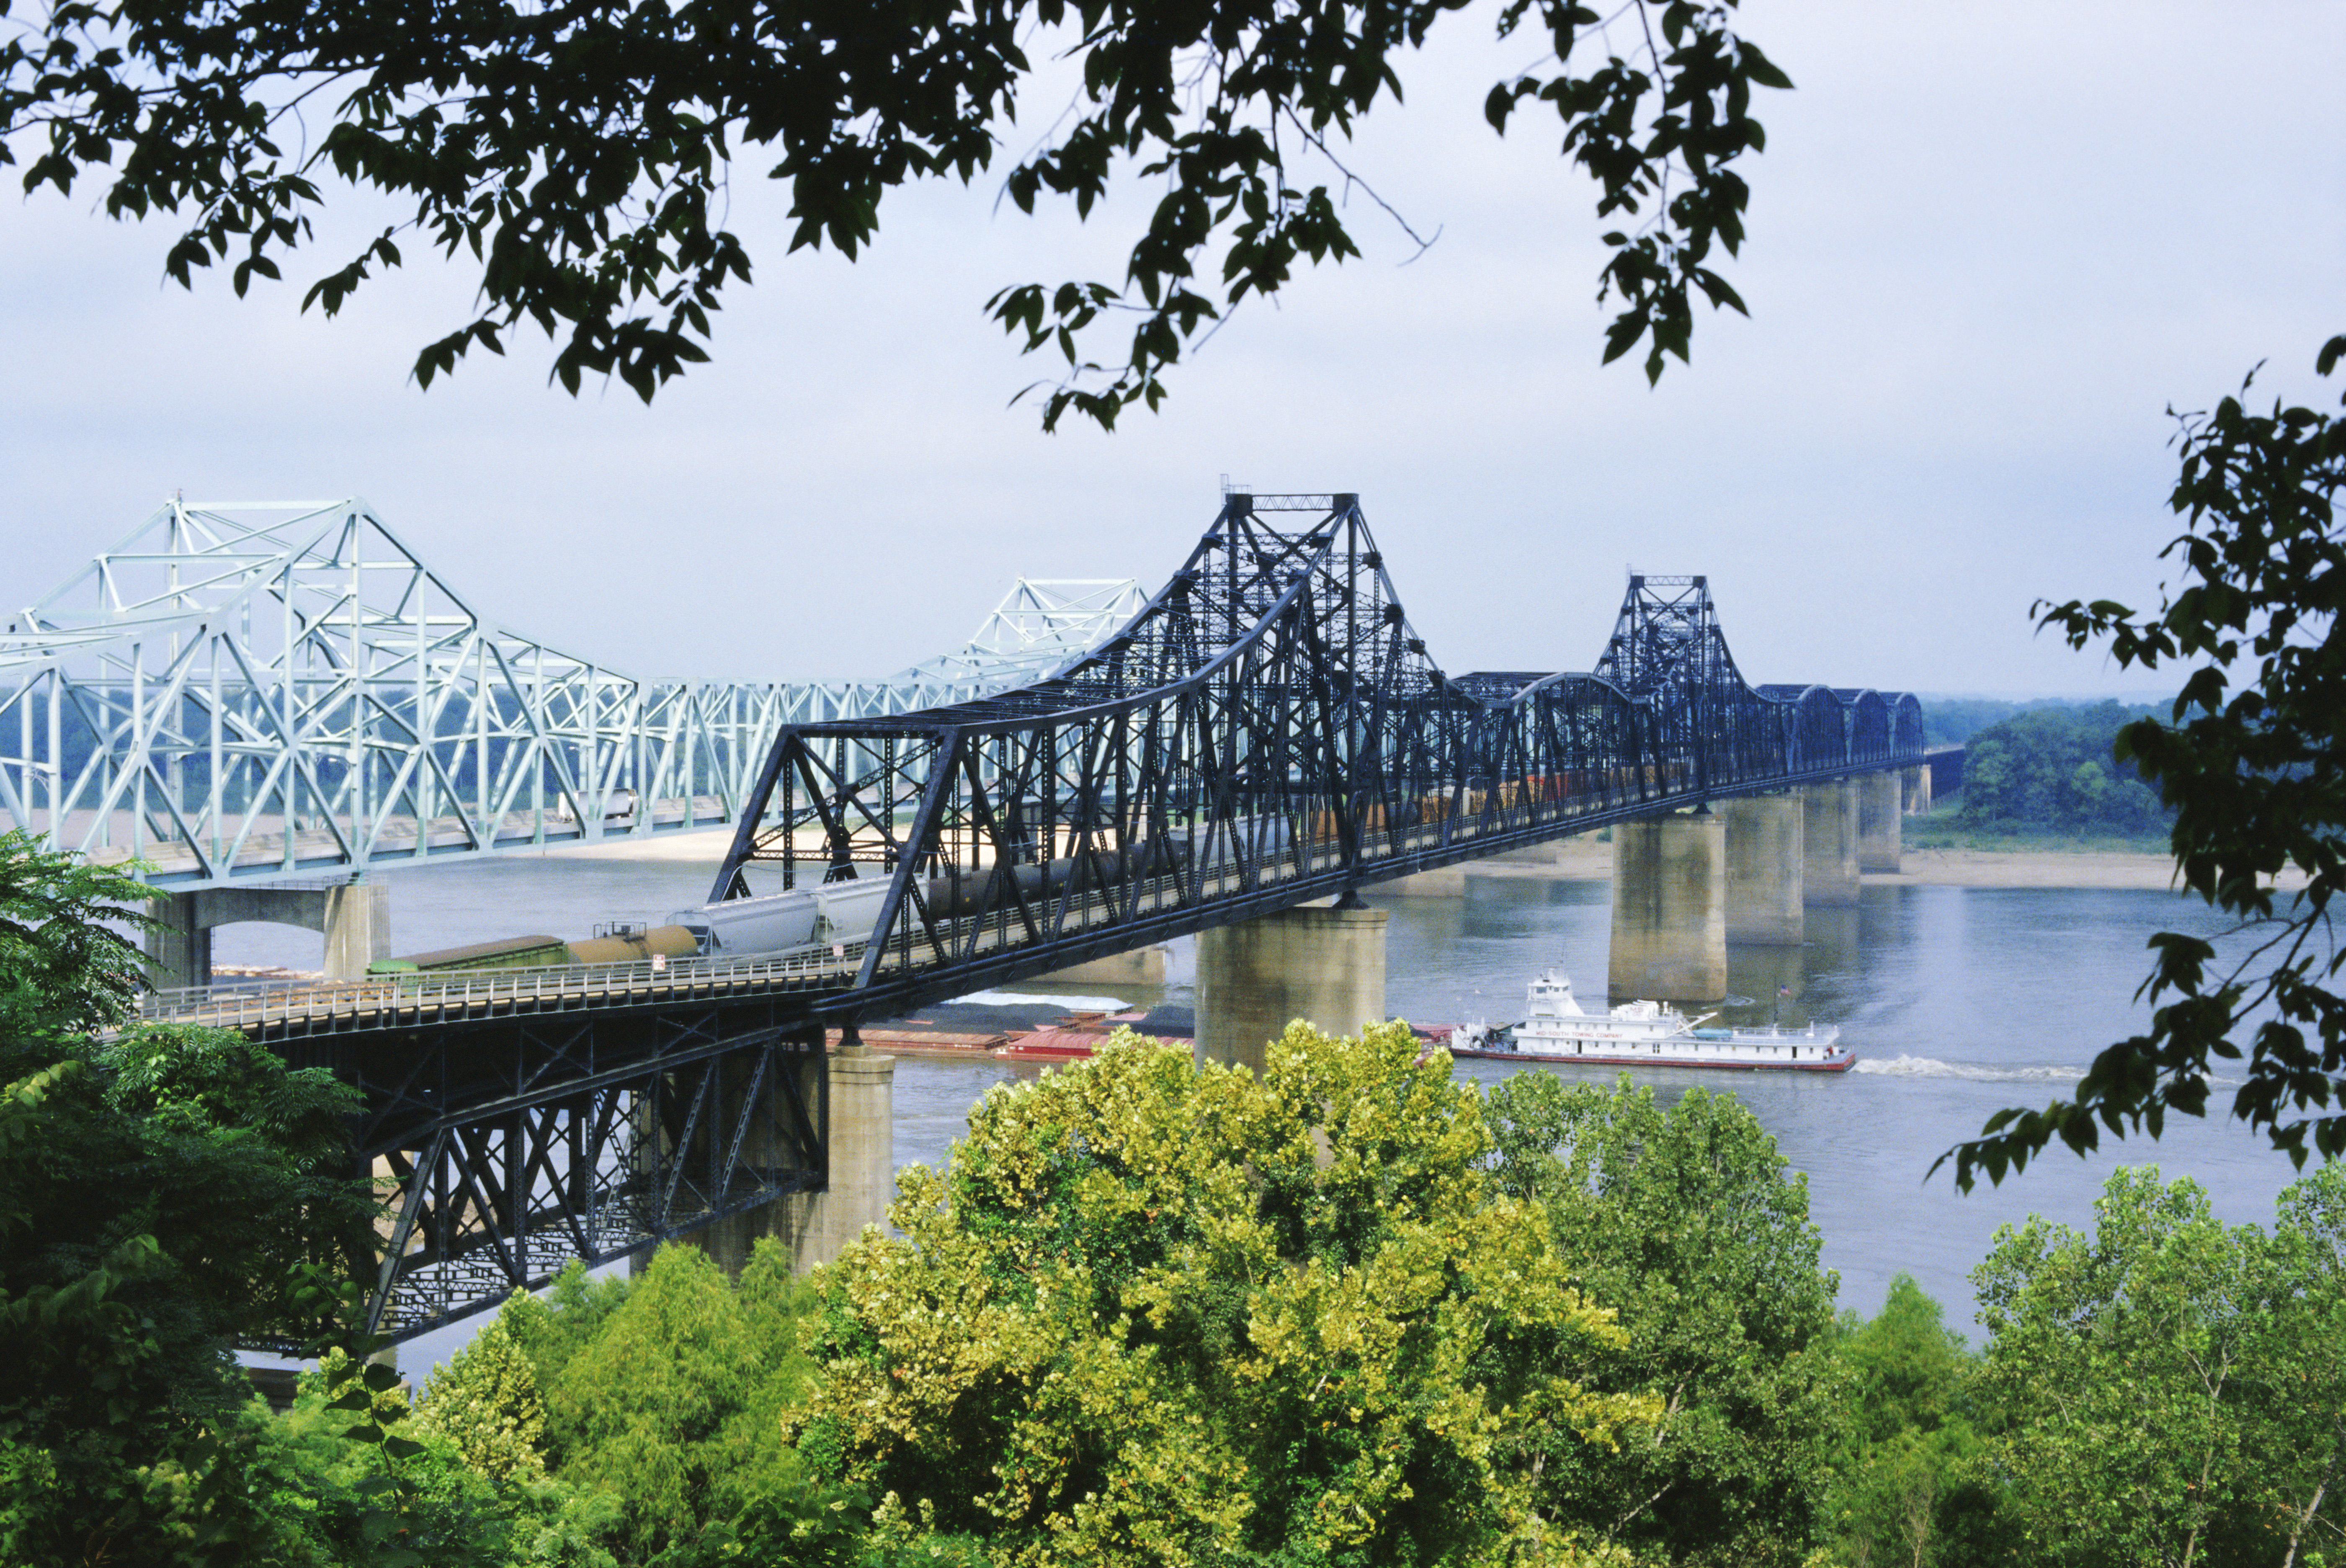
[
  {"left": 532, "top": 1239, "right": 837, "bottom": 1565},
  {"left": 796, "top": 1023, "right": 1656, "bottom": 1568},
  {"left": 1953, "top": 335, "right": 2346, "bottom": 1187},
  {"left": 1969, "top": 1166, "right": 2346, "bottom": 1568},
  {"left": 0, "top": 0, "right": 1787, "bottom": 427},
  {"left": 500, "top": 1258, "right": 633, "bottom": 1392},
  {"left": 1483, "top": 1074, "right": 1845, "bottom": 1567},
  {"left": 1836, "top": 1277, "right": 1966, "bottom": 1449},
  {"left": 0, "top": 831, "right": 376, "bottom": 1564},
  {"left": 0, "top": 826, "right": 151, "bottom": 1051},
  {"left": 238, "top": 1349, "right": 604, "bottom": 1568},
  {"left": 2243, "top": 1165, "right": 2346, "bottom": 1568},
  {"left": 1956, "top": 704, "right": 2169, "bottom": 840},
  {"left": 415, "top": 1301, "right": 550, "bottom": 1483},
  {"left": 1823, "top": 1277, "right": 2002, "bottom": 1568}
]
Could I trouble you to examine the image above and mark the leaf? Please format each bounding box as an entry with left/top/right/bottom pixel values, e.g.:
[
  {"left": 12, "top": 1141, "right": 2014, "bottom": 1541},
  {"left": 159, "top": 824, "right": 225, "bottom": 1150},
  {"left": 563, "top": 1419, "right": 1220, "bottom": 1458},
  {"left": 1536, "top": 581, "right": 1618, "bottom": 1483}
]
[{"left": 3, "top": 0, "right": 1786, "bottom": 430}]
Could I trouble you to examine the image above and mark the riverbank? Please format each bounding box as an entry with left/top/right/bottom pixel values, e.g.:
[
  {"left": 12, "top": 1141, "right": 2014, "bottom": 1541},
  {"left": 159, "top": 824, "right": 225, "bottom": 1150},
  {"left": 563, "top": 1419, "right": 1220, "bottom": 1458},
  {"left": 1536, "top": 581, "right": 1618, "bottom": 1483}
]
[{"left": 1463, "top": 836, "right": 2312, "bottom": 893}]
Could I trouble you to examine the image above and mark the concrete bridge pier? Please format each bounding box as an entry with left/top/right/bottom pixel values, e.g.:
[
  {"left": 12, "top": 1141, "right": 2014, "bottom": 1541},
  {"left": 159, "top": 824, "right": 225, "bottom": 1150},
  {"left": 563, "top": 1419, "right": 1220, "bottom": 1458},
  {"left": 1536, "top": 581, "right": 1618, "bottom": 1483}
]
[
  {"left": 1901, "top": 764, "right": 1932, "bottom": 815},
  {"left": 677, "top": 1034, "right": 897, "bottom": 1278},
  {"left": 1801, "top": 783, "right": 1861, "bottom": 908},
  {"left": 788, "top": 1039, "right": 898, "bottom": 1270},
  {"left": 1196, "top": 905, "right": 1389, "bottom": 1073},
  {"left": 1724, "top": 794, "right": 1805, "bottom": 945},
  {"left": 142, "top": 878, "right": 390, "bottom": 990},
  {"left": 1858, "top": 772, "right": 1904, "bottom": 873},
  {"left": 1608, "top": 809, "right": 1727, "bottom": 1002},
  {"left": 143, "top": 895, "right": 213, "bottom": 994}
]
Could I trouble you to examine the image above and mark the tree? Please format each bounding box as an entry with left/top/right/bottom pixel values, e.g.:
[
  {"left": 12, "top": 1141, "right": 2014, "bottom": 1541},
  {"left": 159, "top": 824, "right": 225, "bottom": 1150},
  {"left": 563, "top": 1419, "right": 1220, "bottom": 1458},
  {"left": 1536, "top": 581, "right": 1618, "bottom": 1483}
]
[
  {"left": 0, "top": 0, "right": 1787, "bottom": 428},
  {"left": 2247, "top": 1166, "right": 2346, "bottom": 1568},
  {"left": 1947, "top": 336, "right": 2346, "bottom": 1189},
  {"left": 528, "top": 1240, "right": 838, "bottom": 1564},
  {"left": 1483, "top": 1073, "right": 1845, "bottom": 1566},
  {"left": 1954, "top": 704, "right": 2169, "bottom": 841},
  {"left": 794, "top": 1023, "right": 1657, "bottom": 1568},
  {"left": 0, "top": 825, "right": 150, "bottom": 1051},
  {"left": 1823, "top": 1277, "right": 2001, "bottom": 1568},
  {"left": 0, "top": 830, "right": 376, "bottom": 1564},
  {"left": 414, "top": 1302, "right": 549, "bottom": 1483},
  {"left": 1968, "top": 1165, "right": 2346, "bottom": 1568}
]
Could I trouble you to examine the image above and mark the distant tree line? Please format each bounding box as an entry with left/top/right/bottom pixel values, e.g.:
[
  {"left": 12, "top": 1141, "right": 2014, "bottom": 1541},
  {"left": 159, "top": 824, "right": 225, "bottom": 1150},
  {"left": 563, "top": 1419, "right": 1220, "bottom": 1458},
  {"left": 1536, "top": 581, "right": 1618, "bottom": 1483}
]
[
  {"left": 1920, "top": 695, "right": 2171, "bottom": 750},
  {"left": 1952, "top": 701, "right": 2173, "bottom": 839}
]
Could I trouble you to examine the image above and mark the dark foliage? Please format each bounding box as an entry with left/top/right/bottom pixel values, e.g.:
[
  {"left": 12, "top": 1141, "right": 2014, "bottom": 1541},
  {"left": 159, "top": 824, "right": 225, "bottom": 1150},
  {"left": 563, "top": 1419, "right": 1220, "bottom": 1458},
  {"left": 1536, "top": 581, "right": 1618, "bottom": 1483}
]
[
  {"left": 2, "top": 0, "right": 1787, "bottom": 428},
  {"left": 1956, "top": 701, "right": 2170, "bottom": 838},
  {"left": 1945, "top": 336, "right": 2346, "bottom": 1190},
  {"left": 1485, "top": 1073, "right": 1844, "bottom": 1567},
  {"left": 0, "top": 831, "right": 376, "bottom": 1563}
]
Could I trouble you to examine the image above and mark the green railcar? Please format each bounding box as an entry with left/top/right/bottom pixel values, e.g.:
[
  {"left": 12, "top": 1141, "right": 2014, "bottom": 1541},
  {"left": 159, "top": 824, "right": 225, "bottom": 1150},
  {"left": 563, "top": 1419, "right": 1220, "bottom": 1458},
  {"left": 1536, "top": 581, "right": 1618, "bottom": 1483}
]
[{"left": 367, "top": 934, "right": 570, "bottom": 976}]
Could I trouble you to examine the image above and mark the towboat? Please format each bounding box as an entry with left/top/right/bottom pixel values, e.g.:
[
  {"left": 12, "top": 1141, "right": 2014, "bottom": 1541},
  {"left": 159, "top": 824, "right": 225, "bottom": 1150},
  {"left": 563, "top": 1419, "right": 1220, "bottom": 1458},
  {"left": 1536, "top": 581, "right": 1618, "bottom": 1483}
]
[{"left": 1449, "top": 969, "right": 1852, "bottom": 1072}]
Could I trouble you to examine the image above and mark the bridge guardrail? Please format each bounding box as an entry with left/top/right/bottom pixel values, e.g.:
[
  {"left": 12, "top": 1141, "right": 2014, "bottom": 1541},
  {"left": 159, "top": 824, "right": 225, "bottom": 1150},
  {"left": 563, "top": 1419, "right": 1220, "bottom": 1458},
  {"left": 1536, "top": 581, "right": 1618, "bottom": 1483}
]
[{"left": 133, "top": 940, "right": 872, "bottom": 1036}]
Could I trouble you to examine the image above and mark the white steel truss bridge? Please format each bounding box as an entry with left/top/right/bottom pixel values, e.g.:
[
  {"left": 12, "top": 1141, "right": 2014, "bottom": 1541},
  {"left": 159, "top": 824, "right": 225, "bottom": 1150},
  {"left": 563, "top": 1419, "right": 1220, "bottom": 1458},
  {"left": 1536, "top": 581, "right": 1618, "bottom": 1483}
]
[{"left": 0, "top": 498, "right": 1143, "bottom": 892}]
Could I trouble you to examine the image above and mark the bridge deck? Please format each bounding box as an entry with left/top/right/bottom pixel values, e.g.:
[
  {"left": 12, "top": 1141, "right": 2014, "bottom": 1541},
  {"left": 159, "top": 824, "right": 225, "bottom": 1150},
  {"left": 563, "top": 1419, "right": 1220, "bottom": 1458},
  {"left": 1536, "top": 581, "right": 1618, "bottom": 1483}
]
[{"left": 131, "top": 774, "right": 1884, "bottom": 1040}]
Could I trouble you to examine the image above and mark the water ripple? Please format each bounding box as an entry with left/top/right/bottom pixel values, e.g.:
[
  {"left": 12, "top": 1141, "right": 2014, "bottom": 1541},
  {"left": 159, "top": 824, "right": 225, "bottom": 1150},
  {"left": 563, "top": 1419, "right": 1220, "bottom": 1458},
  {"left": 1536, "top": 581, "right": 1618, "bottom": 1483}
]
[{"left": 1852, "top": 1054, "right": 2085, "bottom": 1083}]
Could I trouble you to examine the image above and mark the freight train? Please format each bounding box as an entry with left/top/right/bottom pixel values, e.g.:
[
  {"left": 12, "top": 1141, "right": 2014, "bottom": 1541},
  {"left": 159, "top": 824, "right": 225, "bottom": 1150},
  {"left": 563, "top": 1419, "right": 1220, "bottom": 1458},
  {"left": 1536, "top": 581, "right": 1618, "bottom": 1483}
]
[{"left": 668, "top": 821, "right": 1295, "bottom": 957}]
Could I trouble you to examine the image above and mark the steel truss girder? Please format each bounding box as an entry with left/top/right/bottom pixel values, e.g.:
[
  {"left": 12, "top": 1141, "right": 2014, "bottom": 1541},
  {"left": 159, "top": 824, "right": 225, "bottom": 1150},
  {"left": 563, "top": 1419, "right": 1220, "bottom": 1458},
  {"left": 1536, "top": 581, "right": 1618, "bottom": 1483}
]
[
  {"left": 285, "top": 1003, "right": 827, "bottom": 1342},
  {"left": 706, "top": 497, "right": 1928, "bottom": 1021},
  {"left": 1, "top": 499, "right": 1144, "bottom": 890}
]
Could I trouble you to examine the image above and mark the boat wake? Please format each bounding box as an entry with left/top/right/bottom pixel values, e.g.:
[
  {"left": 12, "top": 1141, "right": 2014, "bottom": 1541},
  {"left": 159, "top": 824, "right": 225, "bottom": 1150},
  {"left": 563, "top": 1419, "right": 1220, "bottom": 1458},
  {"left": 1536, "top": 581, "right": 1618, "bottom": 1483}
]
[{"left": 1853, "top": 1054, "right": 2085, "bottom": 1084}]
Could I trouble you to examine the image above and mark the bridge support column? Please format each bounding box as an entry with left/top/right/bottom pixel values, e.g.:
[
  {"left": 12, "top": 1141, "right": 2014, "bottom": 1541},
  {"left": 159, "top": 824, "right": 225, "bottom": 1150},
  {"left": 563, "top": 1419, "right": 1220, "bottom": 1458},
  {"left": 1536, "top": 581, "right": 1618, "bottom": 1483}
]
[
  {"left": 1196, "top": 906, "right": 1388, "bottom": 1074},
  {"left": 1802, "top": 782, "right": 1861, "bottom": 907},
  {"left": 1608, "top": 810, "right": 1727, "bottom": 1002},
  {"left": 322, "top": 882, "right": 391, "bottom": 979},
  {"left": 143, "top": 892, "right": 211, "bottom": 991},
  {"left": 794, "top": 1043, "right": 897, "bottom": 1270},
  {"left": 1901, "top": 764, "right": 1931, "bottom": 815},
  {"left": 1857, "top": 773, "right": 1903, "bottom": 873},
  {"left": 139, "top": 878, "right": 389, "bottom": 988},
  {"left": 684, "top": 1040, "right": 895, "bottom": 1277},
  {"left": 1724, "top": 795, "right": 1805, "bottom": 946}
]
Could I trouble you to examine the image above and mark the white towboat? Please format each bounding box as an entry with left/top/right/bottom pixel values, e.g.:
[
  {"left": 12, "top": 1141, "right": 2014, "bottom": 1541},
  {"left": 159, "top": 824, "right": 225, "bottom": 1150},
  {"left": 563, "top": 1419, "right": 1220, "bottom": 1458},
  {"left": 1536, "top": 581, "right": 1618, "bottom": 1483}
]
[{"left": 1449, "top": 969, "right": 1852, "bottom": 1073}]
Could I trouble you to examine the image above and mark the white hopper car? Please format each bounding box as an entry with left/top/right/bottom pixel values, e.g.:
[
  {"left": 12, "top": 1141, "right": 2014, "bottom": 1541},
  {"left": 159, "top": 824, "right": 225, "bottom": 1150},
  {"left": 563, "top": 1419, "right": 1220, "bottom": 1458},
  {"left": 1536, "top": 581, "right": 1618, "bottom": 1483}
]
[{"left": 669, "top": 819, "right": 1293, "bottom": 958}]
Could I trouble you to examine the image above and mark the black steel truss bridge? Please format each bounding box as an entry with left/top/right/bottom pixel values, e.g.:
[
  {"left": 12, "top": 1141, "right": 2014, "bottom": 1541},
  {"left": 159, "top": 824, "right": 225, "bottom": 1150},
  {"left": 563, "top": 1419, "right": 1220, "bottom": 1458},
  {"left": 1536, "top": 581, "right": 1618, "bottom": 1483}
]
[
  {"left": 712, "top": 491, "right": 1923, "bottom": 1008},
  {"left": 158, "top": 493, "right": 1923, "bottom": 1341}
]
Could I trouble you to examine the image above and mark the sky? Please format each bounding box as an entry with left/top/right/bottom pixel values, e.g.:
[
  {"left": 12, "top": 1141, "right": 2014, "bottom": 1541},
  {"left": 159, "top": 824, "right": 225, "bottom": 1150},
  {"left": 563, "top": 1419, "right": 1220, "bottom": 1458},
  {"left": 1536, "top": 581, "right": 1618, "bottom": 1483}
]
[{"left": 3, "top": 0, "right": 2340, "bottom": 699}]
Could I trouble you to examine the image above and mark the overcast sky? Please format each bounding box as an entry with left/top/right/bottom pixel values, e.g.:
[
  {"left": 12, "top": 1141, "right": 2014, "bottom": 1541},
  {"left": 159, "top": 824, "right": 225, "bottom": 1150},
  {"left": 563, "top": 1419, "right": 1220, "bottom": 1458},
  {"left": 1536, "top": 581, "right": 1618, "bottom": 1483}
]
[{"left": 4, "top": 0, "right": 2340, "bottom": 699}]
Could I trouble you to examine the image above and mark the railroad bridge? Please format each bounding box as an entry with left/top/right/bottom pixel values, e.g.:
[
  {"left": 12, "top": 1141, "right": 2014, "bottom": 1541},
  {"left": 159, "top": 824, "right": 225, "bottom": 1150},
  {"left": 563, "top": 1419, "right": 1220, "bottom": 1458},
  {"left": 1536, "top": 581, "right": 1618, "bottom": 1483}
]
[{"left": 22, "top": 492, "right": 1923, "bottom": 1340}]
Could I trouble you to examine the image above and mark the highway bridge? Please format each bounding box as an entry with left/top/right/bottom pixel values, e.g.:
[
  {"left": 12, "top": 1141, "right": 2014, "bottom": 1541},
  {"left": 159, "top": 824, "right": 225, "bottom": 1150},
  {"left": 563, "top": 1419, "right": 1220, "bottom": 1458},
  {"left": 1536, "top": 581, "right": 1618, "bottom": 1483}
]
[
  {"left": 62, "top": 490, "right": 1922, "bottom": 1340},
  {"left": 1, "top": 496, "right": 1143, "bottom": 891}
]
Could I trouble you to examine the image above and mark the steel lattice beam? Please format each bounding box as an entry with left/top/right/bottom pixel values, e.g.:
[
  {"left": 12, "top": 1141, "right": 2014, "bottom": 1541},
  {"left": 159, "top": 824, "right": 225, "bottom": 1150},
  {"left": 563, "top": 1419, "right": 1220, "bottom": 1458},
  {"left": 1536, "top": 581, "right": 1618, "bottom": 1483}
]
[
  {"left": 0, "top": 499, "right": 1144, "bottom": 890},
  {"left": 260, "top": 1001, "right": 831, "bottom": 1343},
  {"left": 702, "top": 494, "right": 1927, "bottom": 1018}
]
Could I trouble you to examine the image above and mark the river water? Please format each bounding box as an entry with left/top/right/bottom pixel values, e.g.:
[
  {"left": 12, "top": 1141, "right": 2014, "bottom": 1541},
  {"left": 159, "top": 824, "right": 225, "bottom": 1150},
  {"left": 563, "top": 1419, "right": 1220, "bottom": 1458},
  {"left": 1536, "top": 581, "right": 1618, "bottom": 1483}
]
[{"left": 218, "top": 845, "right": 2300, "bottom": 1341}]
